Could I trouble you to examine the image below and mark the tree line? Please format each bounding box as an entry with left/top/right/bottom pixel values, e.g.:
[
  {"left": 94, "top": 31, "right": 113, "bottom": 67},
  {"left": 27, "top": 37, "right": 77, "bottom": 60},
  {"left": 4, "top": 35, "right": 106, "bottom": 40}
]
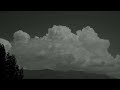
[{"left": 0, "top": 43, "right": 23, "bottom": 80}]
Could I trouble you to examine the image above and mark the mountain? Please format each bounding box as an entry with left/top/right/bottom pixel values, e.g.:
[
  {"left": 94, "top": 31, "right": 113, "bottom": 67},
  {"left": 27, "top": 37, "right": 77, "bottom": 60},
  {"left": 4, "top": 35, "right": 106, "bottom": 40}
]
[{"left": 23, "top": 69, "right": 115, "bottom": 79}]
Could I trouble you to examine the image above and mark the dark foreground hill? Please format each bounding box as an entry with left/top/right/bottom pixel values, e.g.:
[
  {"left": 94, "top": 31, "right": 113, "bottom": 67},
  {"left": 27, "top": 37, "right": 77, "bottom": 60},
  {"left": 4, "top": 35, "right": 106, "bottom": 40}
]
[{"left": 23, "top": 69, "right": 115, "bottom": 79}]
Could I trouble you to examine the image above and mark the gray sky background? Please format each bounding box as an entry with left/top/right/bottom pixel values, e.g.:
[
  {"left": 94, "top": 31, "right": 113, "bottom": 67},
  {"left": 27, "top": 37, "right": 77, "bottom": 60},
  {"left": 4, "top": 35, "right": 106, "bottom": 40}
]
[{"left": 0, "top": 11, "right": 120, "bottom": 57}]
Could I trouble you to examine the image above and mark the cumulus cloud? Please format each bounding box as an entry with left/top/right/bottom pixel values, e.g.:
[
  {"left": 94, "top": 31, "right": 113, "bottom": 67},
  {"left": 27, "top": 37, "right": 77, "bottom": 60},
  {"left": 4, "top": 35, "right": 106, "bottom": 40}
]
[
  {"left": 1, "top": 25, "right": 120, "bottom": 74},
  {"left": 13, "top": 30, "right": 30, "bottom": 44},
  {"left": 0, "top": 38, "right": 11, "bottom": 52}
]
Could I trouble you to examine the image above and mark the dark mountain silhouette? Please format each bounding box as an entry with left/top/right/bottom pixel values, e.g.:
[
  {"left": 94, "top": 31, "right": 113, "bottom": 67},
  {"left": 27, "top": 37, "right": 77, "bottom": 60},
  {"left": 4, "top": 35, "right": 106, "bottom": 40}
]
[{"left": 23, "top": 69, "right": 115, "bottom": 79}]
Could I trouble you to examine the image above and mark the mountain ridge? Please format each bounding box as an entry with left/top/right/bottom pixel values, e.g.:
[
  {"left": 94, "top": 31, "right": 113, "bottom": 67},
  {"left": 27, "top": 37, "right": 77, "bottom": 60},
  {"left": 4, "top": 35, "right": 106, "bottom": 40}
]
[{"left": 23, "top": 69, "right": 115, "bottom": 79}]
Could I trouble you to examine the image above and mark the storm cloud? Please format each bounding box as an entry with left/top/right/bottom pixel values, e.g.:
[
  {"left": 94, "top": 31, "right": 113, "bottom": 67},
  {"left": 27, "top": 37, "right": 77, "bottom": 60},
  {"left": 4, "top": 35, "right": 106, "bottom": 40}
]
[{"left": 1, "top": 25, "right": 120, "bottom": 74}]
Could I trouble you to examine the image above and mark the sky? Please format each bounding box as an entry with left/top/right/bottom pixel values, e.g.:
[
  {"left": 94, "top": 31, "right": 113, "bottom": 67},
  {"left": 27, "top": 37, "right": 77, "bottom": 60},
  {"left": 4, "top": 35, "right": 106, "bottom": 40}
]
[{"left": 0, "top": 11, "right": 120, "bottom": 57}]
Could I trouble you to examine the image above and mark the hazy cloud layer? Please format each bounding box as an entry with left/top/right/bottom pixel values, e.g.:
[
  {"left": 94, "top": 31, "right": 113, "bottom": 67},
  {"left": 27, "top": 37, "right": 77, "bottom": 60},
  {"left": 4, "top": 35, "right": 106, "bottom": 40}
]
[{"left": 1, "top": 25, "right": 120, "bottom": 74}]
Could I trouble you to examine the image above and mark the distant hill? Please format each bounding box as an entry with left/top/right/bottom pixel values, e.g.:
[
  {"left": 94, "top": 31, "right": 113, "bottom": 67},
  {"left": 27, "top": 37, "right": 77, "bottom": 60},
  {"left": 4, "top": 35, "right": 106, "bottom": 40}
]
[{"left": 23, "top": 69, "right": 115, "bottom": 79}]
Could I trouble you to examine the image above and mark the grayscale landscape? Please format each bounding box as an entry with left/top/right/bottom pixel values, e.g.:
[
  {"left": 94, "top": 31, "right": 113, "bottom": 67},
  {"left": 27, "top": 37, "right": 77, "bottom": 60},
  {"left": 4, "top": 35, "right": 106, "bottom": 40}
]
[{"left": 0, "top": 11, "right": 120, "bottom": 79}]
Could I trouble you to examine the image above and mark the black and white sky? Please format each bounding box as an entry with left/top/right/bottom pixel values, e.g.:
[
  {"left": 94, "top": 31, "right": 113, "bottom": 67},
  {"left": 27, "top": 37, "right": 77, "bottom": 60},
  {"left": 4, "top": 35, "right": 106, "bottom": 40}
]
[{"left": 0, "top": 11, "right": 120, "bottom": 57}]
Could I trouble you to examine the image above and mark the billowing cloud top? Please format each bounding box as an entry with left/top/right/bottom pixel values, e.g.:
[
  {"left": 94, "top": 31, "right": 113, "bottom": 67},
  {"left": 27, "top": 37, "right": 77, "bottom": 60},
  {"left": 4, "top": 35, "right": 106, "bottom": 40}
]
[
  {"left": 0, "top": 38, "right": 11, "bottom": 52},
  {"left": 1, "top": 25, "right": 120, "bottom": 74},
  {"left": 13, "top": 30, "right": 30, "bottom": 43}
]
